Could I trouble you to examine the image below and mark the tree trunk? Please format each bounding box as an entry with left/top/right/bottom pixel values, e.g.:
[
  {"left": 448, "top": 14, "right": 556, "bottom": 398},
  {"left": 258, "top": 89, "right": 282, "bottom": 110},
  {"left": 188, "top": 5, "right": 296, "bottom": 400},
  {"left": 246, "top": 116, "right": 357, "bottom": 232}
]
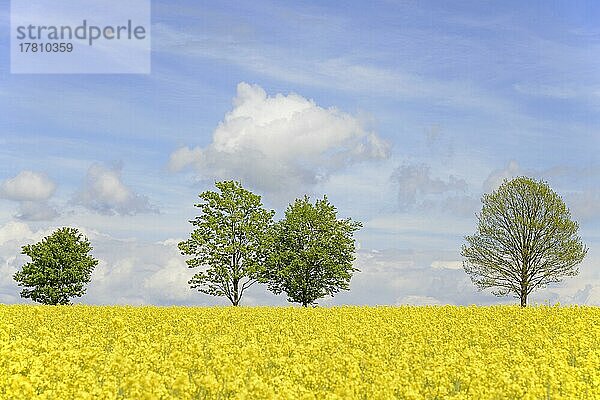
[
  {"left": 520, "top": 291, "right": 527, "bottom": 307},
  {"left": 520, "top": 269, "right": 528, "bottom": 307},
  {"left": 232, "top": 279, "right": 239, "bottom": 306}
]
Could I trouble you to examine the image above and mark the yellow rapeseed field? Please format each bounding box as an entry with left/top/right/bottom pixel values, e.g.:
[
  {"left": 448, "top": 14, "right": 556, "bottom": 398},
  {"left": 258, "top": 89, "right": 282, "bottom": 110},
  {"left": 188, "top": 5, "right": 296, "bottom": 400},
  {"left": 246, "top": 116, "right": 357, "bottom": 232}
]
[{"left": 0, "top": 305, "right": 599, "bottom": 399}]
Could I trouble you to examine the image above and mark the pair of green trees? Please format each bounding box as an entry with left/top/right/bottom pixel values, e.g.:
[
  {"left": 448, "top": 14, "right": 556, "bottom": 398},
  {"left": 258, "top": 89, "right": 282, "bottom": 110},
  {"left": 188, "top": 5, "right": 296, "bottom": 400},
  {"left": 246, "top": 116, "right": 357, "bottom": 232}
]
[
  {"left": 11, "top": 176, "right": 588, "bottom": 308},
  {"left": 178, "top": 181, "right": 362, "bottom": 306}
]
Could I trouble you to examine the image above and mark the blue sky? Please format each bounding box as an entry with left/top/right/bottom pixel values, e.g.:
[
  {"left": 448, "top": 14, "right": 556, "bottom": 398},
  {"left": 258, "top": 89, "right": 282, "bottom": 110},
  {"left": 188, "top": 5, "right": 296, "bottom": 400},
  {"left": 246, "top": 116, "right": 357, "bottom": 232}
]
[{"left": 1, "top": 1, "right": 600, "bottom": 306}]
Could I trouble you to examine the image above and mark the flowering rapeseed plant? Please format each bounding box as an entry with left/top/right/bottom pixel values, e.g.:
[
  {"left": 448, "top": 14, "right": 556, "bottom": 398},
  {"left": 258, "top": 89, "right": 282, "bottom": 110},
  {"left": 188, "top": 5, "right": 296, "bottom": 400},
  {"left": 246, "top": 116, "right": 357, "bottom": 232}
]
[{"left": 0, "top": 305, "right": 598, "bottom": 399}]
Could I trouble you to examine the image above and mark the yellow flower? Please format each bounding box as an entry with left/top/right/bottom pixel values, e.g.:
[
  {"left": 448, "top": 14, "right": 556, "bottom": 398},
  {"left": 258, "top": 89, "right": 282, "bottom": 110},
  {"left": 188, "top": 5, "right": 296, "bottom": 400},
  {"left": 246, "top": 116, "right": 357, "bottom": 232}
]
[{"left": 0, "top": 305, "right": 599, "bottom": 399}]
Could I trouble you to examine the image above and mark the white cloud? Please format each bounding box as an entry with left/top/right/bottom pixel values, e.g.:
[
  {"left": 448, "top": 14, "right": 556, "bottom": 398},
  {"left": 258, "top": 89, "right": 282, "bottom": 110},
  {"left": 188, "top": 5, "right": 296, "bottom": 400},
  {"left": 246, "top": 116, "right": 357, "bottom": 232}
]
[
  {"left": 143, "top": 258, "right": 195, "bottom": 302},
  {"left": 482, "top": 160, "right": 524, "bottom": 192},
  {"left": 480, "top": 161, "right": 598, "bottom": 221},
  {"left": 430, "top": 260, "right": 463, "bottom": 270},
  {"left": 527, "top": 252, "right": 600, "bottom": 306},
  {"left": 570, "top": 285, "right": 600, "bottom": 305},
  {"left": 439, "top": 195, "right": 480, "bottom": 218},
  {"left": 480, "top": 160, "right": 568, "bottom": 193},
  {"left": 0, "top": 221, "right": 36, "bottom": 246},
  {"left": 0, "top": 219, "right": 204, "bottom": 306},
  {"left": 71, "top": 232, "right": 270, "bottom": 306},
  {"left": 0, "top": 221, "right": 58, "bottom": 303},
  {"left": 324, "top": 249, "right": 493, "bottom": 306},
  {"left": 391, "top": 163, "right": 468, "bottom": 210},
  {"left": 15, "top": 201, "right": 60, "bottom": 221},
  {"left": 74, "top": 163, "right": 157, "bottom": 216},
  {"left": 156, "top": 238, "right": 185, "bottom": 247},
  {"left": 168, "top": 147, "right": 203, "bottom": 173},
  {"left": 0, "top": 171, "right": 56, "bottom": 201},
  {"left": 366, "top": 213, "right": 473, "bottom": 237},
  {"left": 169, "top": 82, "right": 390, "bottom": 196},
  {"left": 0, "top": 219, "right": 598, "bottom": 307},
  {"left": 396, "top": 295, "right": 443, "bottom": 306},
  {"left": 0, "top": 171, "right": 60, "bottom": 221}
]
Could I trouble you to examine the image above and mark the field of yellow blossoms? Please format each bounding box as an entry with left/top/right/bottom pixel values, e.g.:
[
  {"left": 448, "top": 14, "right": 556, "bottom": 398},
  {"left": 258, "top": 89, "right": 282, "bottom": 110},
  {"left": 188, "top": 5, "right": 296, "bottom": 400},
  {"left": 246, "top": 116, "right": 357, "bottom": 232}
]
[{"left": 1, "top": 305, "right": 599, "bottom": 399}]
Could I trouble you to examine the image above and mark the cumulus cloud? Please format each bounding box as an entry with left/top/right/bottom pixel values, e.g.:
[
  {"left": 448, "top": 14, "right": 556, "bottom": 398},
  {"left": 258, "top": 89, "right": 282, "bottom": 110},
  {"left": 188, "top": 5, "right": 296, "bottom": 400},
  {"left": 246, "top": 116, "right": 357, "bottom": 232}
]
[
  {"left": 0, "top": 171, "right": 59, "bottom": 221},
  {"left": 396, "top": 295, "right": 443, "bottom": 306},
  {"left": 1, "top": 219, "right": 598, "bottom": 306},
  {"left": 74, "top": 164, "right": 157, "bottom": 216},
  {"left": 169, "top": 82, "right": 390, "bottom": 196},
  {"left": 0, "top": 171, "right": 56, "bottom": 201},
  {"left": 67, "top": 230, "right": 289, "bottom": 305},
  {"left": 322, "top": 249, "right": 493, "bottom": 306},
  {"left": 15, "top": 201, "right": 60, "bottom": 221},
  {"left": 525, "top": 251, "right": 600, "bottom": 306},
  {"left": 0, "top": 222, "right": 57, "bottom": 303},
  {"left": 430, "top": 260, "right": 463, "bottom": 270},
  {"left": 0, "top": 220, "right": 203, "bottom": 306},
  {"left": 0, "top": 219, "right": 476, "bottom": 307},
  {"left": 438, "top": 195, "right": 481, "bottom": 218},
  {"left": 483, "top": 160, "right": 574, "bottom": 193},
  {"left": 338, "top": 248, "right": 600, "bottom": 306},
  {"left": 0, "top": 221, "right": 38, "bottom": 246},
  {"left": 86, "top": 235, "right": 291, "bottom": 306},
  {"left": 143, "top": 257, "right": 198, "bottom": 302},
  {"left": 391, "top": 163, "right": 468, "bottom": 211},
  {"left": 482, "top": 160, "right": 524, "bottom": 192},
  {"left": 481, "top": 161, "right": 600, "bottom": 221}
]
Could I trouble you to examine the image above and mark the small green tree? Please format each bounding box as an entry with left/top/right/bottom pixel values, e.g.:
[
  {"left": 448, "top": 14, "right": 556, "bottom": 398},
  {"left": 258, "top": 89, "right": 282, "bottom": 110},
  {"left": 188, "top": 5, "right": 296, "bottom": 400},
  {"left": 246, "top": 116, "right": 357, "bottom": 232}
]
[
  {"left": 462, "top": 176, "right": 587, "bottom": 307},
  {"left": 179, "top": 181, "right": 274, "bottom": 306},
  {"left": 13, "top": 227, "right": 98, "bottom": 305},
  {"left": 264, "top": 195, "right": 361, "bottom": 307}
]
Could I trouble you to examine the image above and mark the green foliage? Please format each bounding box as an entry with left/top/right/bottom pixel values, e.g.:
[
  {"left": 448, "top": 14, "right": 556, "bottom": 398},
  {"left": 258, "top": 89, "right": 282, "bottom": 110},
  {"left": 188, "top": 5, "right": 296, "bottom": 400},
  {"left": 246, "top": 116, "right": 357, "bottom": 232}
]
[
  {"left": 13, "top": 227, "right": 98, "bottom": 305},
  {"left": 179, "top": 181, "right": 275, "bottom": 306},
  {"left": 461, "top": 176, "right": 587, "bottom": 307},
  {"left": 263, "top": 195, "right": 362, "bottom": 307}
]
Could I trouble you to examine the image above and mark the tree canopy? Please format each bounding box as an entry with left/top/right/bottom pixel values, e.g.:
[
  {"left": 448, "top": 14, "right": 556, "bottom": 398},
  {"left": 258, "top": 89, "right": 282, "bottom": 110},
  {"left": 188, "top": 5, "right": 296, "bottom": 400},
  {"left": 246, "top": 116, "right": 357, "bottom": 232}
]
[
  {"left": 179, "top": 180, "right": 274, "bottom": 306},
  {"left": 461, "top": 176, "right": 587, "bottom": 307},
  {"left": 263, "top": 195, "right": 361, "bottom": 307},
  {"left": 13, "top": 227, "right": 98, "bottom": 305}
]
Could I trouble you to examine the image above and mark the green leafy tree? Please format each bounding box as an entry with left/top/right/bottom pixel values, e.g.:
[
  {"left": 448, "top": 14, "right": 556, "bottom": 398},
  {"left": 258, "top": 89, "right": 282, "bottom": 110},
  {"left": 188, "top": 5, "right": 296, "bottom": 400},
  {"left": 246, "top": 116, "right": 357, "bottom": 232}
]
[
  {"left": 13, "top": 227, "right": 98, "bottom": 305},
  {"left": 461, "top": 176, "right": 587, "bottom": 307},
  {"left": 179, "top": 181, "right": 275, "bottom": 306},
  {"left": 264, "top": 195, "right": 361, "bottom": 307}
]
